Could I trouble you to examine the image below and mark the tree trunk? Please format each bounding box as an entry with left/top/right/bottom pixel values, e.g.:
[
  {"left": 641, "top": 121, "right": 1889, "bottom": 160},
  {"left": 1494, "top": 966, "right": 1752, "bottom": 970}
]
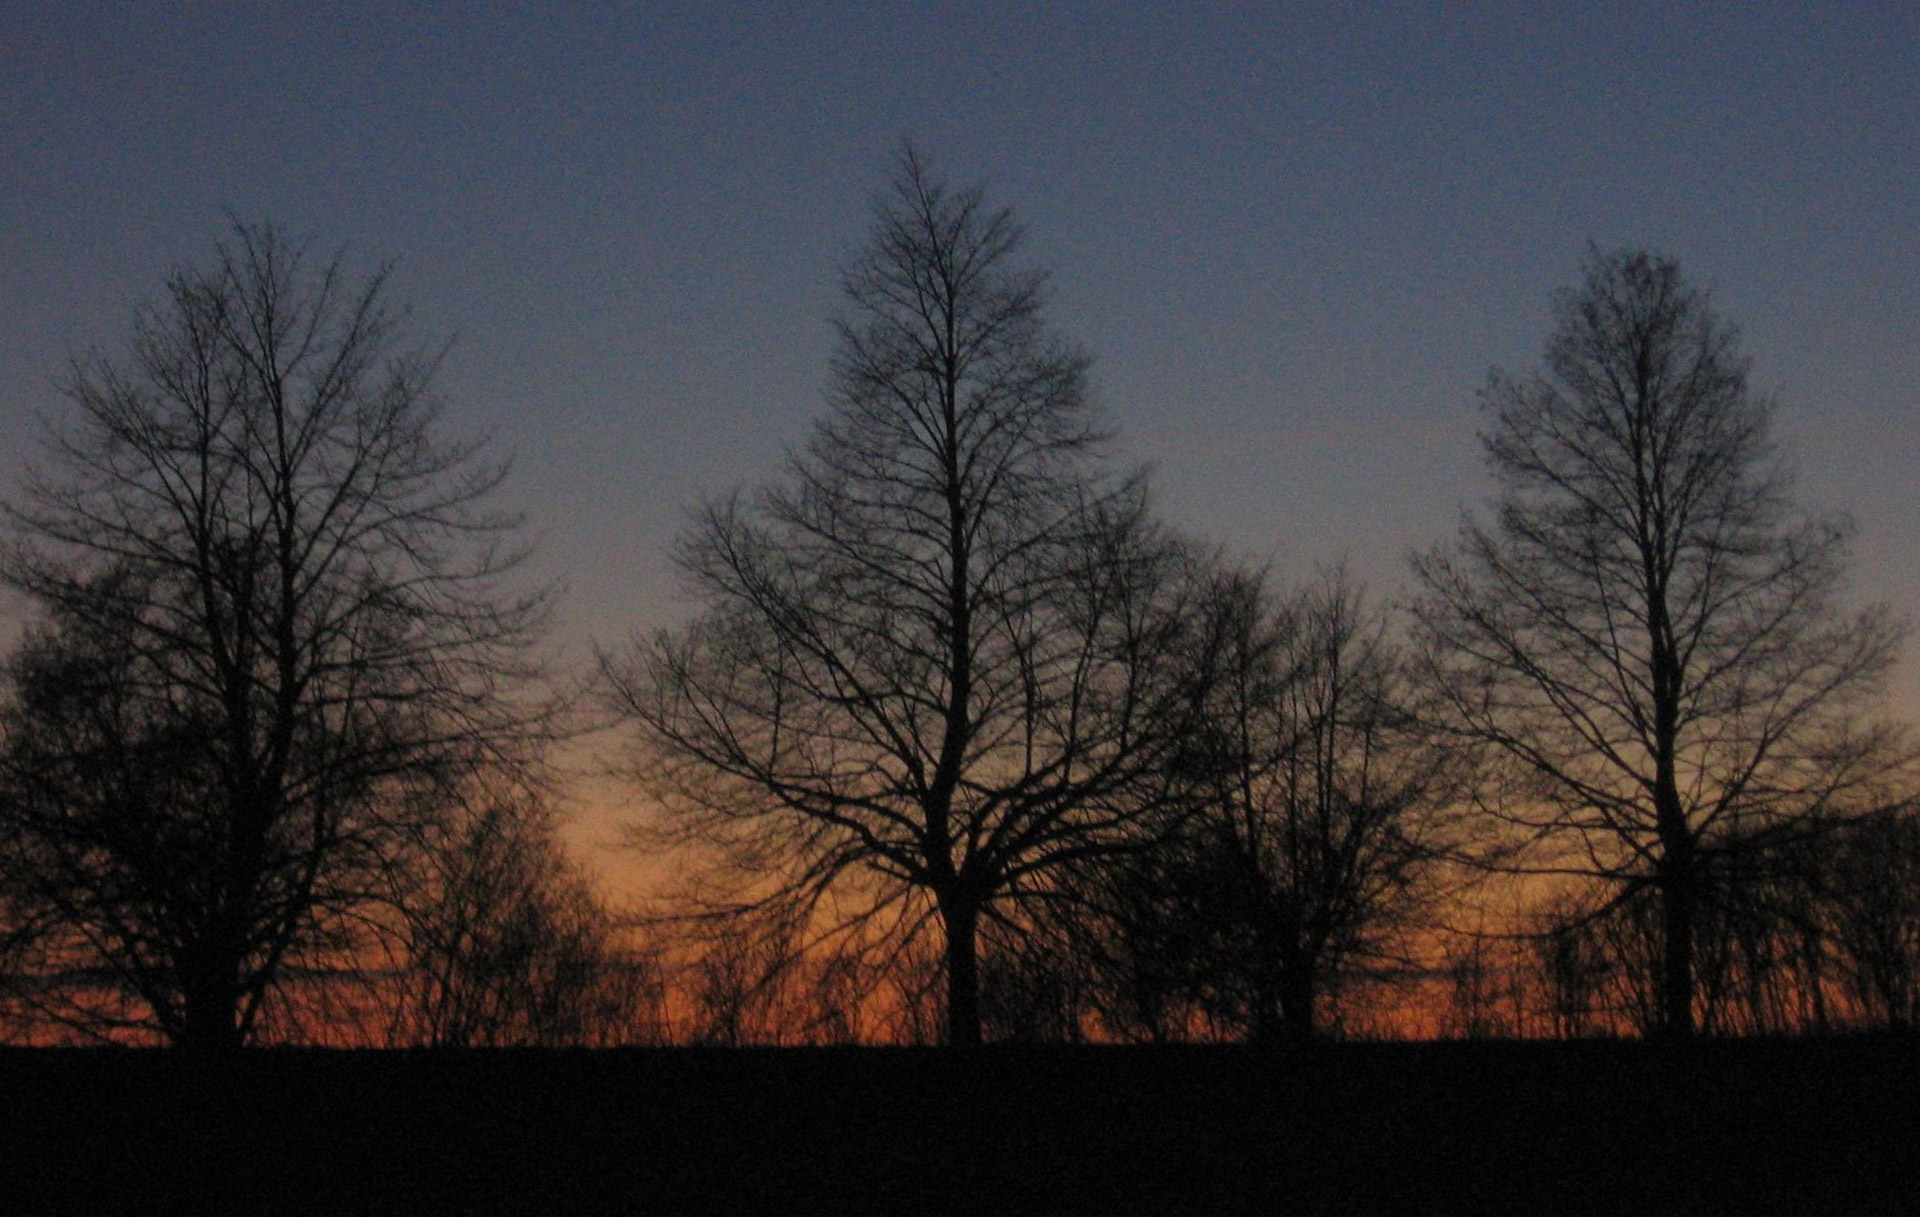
[
  {"left": 1656, "top": 835, "right": 1697, "bottom": 1040},
  {"left": 940, "top": 893, "right": 982, "bottom": 1048},
  {"left": 1651, "top": 617, "right": 1697, "bottom": 1039},
  {"left": 1278, "top": 960, "right": 1318, "bottom": 1043},
  {"left": 1250, "top": 939, "right": 1318, "bottom": 1045},
  {"left": 179, "top": 950, "right": 245, "bottom": 1053}
]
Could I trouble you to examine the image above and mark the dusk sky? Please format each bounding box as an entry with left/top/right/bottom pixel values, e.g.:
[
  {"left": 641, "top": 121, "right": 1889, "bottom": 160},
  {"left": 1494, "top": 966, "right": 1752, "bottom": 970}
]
[{"left": 6, "top": 4, "right": 1917, "bottom": 876}]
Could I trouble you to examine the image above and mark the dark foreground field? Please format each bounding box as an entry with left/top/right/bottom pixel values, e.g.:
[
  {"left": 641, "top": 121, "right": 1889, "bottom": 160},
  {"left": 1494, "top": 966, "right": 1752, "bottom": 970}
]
[{"left": 2, "top": 1039, "right": 1916, "bottom": 1214}]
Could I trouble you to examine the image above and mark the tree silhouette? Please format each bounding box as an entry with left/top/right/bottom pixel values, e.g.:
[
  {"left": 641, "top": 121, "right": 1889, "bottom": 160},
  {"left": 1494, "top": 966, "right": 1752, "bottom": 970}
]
[
  {"left": 394, "top": 791, "right": 648, "bottom": 1047},
  {"left": 1818, "top": 809, "right": 1920, "bottom": 1029},
  {"left": 1411, "top": 247, "right": 1907, "bottom": 1038},
  {"left": 1528, "top": 804, "right": 1920, "bottom": 1036},
  {"left": 1049, "top": 568, "right": 1461, "bottom": 1042},
  {"left": 1172, "top": 568, "right": 1459, "bottom": 1040},
  {"left": 604, "top": 145, "right": 1221, "bottom": 1046},
  {"left": 0, "top": 221, "right": 551, "bottom": 1050}
]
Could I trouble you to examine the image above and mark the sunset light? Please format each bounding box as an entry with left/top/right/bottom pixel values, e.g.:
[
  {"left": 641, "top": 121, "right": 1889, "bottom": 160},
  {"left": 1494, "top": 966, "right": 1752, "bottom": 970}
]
[{"left": 2, "top": 5, "right": 1917, "bottom": 1210}]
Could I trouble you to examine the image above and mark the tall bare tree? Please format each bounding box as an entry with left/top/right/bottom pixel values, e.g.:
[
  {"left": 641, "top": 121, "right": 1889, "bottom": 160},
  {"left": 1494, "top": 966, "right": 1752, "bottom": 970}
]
[
  {"left": 1411, "top": 248, "right": 1907, "bottom": 1038},
  {"left": 0, "top": 222, "right": 550, "bottom": 1050},
  {"left": 604, "top": 145, "right": 1220, "bottom": 1046}
]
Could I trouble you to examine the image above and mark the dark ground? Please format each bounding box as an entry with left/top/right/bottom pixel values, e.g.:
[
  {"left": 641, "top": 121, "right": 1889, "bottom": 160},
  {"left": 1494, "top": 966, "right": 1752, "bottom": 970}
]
[{"left": 2, "top": 1038, "right": 1915, "bottom": 1214}]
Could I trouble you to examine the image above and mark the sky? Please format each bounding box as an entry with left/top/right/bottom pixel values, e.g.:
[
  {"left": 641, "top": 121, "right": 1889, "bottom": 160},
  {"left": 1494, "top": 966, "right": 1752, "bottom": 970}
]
[{"left": 4, "top": 3, "right": 1918, "bottom": 882}]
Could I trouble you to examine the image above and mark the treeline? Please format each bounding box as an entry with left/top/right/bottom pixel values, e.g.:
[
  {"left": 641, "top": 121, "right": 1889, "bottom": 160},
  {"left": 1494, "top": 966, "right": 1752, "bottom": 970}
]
[{"left": 0, "top": 147, "right": 1913, "bottom": 1049}]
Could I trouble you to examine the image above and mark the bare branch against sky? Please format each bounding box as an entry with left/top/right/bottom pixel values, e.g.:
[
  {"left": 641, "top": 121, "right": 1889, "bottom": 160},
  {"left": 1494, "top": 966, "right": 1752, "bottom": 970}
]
[{"left": 2, "top": 5, "right": 1915, "bottom": 886}]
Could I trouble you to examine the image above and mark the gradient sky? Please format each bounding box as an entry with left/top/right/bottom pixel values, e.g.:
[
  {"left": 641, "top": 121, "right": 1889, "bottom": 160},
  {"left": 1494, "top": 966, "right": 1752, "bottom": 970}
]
[{"left": 5, "top": 4, "right": 1917, "bottom": 881}]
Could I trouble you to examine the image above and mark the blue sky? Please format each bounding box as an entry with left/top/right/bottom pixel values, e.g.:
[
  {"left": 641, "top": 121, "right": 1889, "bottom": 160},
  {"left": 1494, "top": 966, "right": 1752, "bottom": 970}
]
[{"left": 5, "top": 3, "right": 1917, "bottom": 867}]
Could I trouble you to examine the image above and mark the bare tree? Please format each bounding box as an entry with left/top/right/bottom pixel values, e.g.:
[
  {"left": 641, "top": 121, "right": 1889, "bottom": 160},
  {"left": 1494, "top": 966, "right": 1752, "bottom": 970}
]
[
  {"left": 603, "top": 145, "right": 1220, "bottom": 1046},
  {"left": 1057, "top": 567, "right": 1461, "bottom": 1042},
  {"left": 1189, "top": 569, "right": 1461, "bottom": 1040},
  {"left": 1533, "top": 894, "right": 1611, "bottom": 1039},
  {"left": 0, "top": 221, "right": 550, "bottom": 1050},
  {"left": 1819, "top": 808, "right": 1920, "bottom": 1029},
  {"left": 394, "top": 791, "right": 649, "bottom": 1047},
  {"left": 1411, "top": 247, "right": 1908, "bottom": 1038},
  {"left": 1528, "top": 804, "right": 1920, "bottom": 1037}
]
